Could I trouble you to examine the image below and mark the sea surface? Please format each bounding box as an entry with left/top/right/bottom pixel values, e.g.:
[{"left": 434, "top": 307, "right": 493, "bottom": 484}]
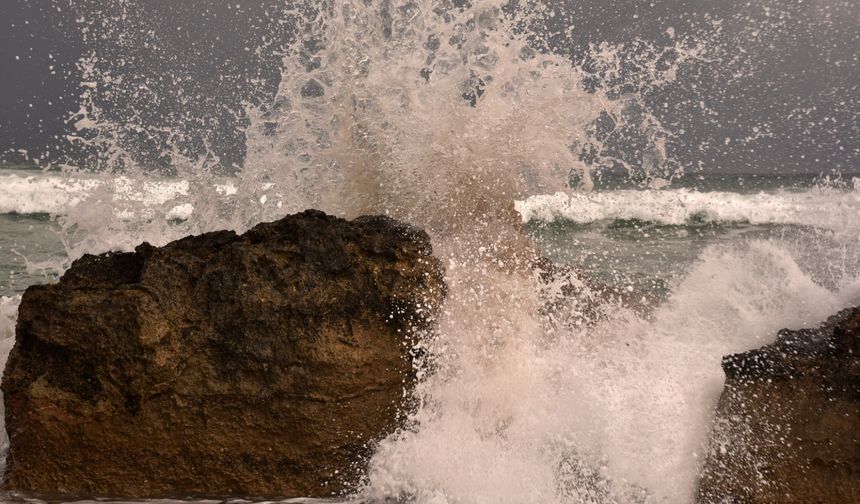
[{"left": 2, "top": 168, "right": 858, "bottom": 298}]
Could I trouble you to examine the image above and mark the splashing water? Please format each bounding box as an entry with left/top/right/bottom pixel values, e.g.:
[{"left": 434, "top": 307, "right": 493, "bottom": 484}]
[
  {"left": 364, "top": 239, "right": 859, "bottom": 503},
  {"left": 2, "top": 1, "right": 860, "bottom": 503},
  {"left": 58, "top": 0, "right": 700, "bottom": 259}
]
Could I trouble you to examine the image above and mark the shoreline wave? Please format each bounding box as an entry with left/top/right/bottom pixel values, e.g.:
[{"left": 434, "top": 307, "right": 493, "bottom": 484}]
[
  {"left": 0, "top": 173, "right": 235, "bottom": 220},
  {"left": 5, "top": 172, "right": 860, "bottom": 235},
  {"left": 517, "top": 188, "right": 860, "bottom": 232}
]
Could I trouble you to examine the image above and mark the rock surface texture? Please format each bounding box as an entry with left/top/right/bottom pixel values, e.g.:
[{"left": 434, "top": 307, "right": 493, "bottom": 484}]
[
  {"left": 698, "top": 307, "right": 860, "bottom": 503},
  {"left": 2, "top": 210, "right": 445, "bottom": 499}
]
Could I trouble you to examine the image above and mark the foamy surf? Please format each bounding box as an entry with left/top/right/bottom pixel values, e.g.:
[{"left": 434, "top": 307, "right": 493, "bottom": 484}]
[
  {"left": 0, "top": 295, "right": 20, "bottom": 459},
  {"left": 363, "top": 237, "right": 860, "bottom": 504},
  {"left": 0, "top": 172, "right": 239, "bottom": 219},
  {"left": 517, "top": 187, "right": 860, "bottom": 232},
  {"left": 7, "top": 170, "right": 860, "bottom": 234}
]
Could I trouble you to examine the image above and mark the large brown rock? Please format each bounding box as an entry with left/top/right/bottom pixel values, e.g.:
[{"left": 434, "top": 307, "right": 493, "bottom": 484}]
[
  {"left": 697, "top": 307, "right": 860, "bottom": 503},
  {"left": 1, "top": 210, "right": 445, "bottom": 499}
]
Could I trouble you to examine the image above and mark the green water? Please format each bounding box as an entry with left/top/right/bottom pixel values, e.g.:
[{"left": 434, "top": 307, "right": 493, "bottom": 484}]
[
  {"left": 0, "top": 214, "right": 64, "bottom": 296},
  {"left": 527, "top": 219, "right": 850, "bottom": 298}
]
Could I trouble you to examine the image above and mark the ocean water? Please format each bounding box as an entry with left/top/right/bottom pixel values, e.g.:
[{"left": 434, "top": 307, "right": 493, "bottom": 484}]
[
  {"left": 1, "top": 0, "right": 859, "bottom": 503},
  {"left": 2, "top": 169, "right": 859, "bottom": 298},
  {"left": 2, "top": 170, "right": 860, "bottom": 504}
]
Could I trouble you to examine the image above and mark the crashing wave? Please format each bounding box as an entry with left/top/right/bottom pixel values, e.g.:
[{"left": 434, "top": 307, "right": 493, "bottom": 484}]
[
  {"left": 0, "top": 172, "right": 236, "bottom": 219},
  {"left": 517, "top": 188, "right": 860, "bottom": 232}
]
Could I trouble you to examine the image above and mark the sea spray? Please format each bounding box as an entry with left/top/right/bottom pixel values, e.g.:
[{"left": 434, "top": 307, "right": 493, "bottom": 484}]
[
  {"left": 54, "top": 0, "right": 699, "bottom": 257},
  {"left": 365, "top": 239, "right": 859, "bottom": 503}
]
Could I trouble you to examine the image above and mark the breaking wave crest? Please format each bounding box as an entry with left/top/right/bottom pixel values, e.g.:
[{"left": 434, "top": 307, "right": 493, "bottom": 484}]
[
  {"left": 517, "top": 186, "right": 860, "bottom": 232},
  {"left": 6, "top": 170, "right": 859, "bottom": 236}
]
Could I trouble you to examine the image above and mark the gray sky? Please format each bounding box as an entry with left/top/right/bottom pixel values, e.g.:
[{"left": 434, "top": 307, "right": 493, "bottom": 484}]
[{"left": 1, "top": 0, "right": 858, "bottom": 174}]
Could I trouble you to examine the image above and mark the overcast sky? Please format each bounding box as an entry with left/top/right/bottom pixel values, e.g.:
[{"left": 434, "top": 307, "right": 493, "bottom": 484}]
[{"left": 1, "top": 0, "right": 858, "bottom": 174}]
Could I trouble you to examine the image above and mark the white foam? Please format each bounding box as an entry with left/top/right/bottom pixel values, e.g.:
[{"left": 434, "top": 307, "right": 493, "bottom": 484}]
[
  {"left": 0, "top": 172, "right": 102, "bottom": 215},
  {"left": 0, "top": 172, "right": 189, "bottom": 216},
  {"left": 0, "top": 296, "right": 17, "bottom": 352},
  {"left": 8, "top": 171, "right": 858, "bottom": 236},
  {"left": 516, "top": 188, "right": 860, "bottom": 232},
  {"left": 366, "top": 239, "right": 860, "bottom": 503},
  {"left": 0, "top": 295, "right": 20, "bottom": 459}
]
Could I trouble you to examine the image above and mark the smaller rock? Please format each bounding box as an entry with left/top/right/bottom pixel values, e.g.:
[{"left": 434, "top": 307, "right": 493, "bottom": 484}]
[{"left": 697, "top": 307, "right": 860, "bottom": 503}]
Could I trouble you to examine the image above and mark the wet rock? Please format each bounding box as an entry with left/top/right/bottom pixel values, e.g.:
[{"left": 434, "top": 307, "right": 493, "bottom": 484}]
[
  {"left": 697, "top": 307, "right": 860, "bottom": 503},
  {"left": 2, "top": 210, "right": 445, "bottom": 499}
]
